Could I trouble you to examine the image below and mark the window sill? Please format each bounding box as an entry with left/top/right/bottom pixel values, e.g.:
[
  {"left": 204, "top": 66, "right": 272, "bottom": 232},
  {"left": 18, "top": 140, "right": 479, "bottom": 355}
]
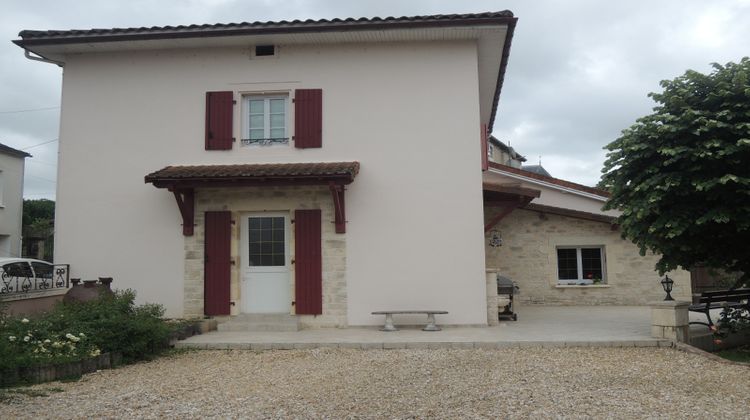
[{"left": 555, "top": 284, "right": 610, "bottom": 289}]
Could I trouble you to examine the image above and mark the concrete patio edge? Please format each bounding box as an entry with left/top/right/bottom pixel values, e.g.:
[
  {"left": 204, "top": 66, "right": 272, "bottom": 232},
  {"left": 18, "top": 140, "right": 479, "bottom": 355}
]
[{"left": 175, "top": 339, "right": 673, "bottom": 350}]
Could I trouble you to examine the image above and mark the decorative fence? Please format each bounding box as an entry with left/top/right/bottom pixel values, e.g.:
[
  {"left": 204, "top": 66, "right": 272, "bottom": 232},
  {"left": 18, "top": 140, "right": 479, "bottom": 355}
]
[{"left": 0, "top": 264, "right": 70, "bottom": 297}]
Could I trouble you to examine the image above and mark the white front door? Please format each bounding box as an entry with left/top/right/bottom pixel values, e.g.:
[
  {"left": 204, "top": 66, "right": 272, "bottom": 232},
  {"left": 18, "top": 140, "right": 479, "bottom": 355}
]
[{"left": 240, "top": 213, "right": 291, "bottom": 313}]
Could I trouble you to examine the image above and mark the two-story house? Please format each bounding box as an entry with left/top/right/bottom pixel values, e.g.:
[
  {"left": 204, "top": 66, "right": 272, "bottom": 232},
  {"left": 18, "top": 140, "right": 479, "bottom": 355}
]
[
  {"left": 15, "top": 11, "right": 691, "bottom": 328},
  {"left": 15, "top": 12, "right": 520, "bottom": 327}
]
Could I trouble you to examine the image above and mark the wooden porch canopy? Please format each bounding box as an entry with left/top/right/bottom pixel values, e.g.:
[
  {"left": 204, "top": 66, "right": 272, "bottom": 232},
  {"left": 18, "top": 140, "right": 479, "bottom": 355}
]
[
  {"left": 482, "top": 171, "right": 541, "bottom": 232},
  {"left": 144, "top": 161, "right": 359, "bottom": 236}
]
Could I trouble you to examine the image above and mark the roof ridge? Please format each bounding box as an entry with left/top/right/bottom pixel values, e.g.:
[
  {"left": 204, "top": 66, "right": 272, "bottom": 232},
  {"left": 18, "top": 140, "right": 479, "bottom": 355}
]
[{"left": 17, "top": 11, "right": 514, "bottom": 39}]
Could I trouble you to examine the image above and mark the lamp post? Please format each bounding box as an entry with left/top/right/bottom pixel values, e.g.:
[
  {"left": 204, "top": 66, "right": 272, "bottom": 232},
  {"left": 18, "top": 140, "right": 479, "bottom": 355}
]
[{"left": 660, "top": 275, "right": 674, "bottom": 301}]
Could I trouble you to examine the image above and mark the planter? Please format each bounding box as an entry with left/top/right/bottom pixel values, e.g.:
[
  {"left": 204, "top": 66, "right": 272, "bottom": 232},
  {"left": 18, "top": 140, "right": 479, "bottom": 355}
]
[
  {"left": 97, "top": 353, "right": 111, "bottom": 370},
  {"left": 81, "top": 358, "right": 98, "bottom": 374},
  {"left": 56, "top": 361, "right": 82, "bottom": 380},
  {"left": 111, "top": 352, "right": 123, "bottom": 367},
  {"left": 0, "top": 368, "right": 20, "bottom": 387},
  {"left": 19, "top": 365, "right": 56, "bottom": 384}
]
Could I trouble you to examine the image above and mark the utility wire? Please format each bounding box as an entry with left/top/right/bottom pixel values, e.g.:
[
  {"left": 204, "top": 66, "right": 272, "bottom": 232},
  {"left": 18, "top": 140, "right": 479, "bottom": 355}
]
[
  {"left": 0, "top": 106, "right": 59, "bottom": 114},
  {"left": 25, "top": 174, "right": 56, "bottom": 183},
  {"left": 21, "top": 138, "right": 58, "bottom": 150}
]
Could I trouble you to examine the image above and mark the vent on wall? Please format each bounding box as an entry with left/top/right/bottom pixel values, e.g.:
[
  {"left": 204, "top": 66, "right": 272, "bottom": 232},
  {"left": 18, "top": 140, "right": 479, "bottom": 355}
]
[{"left": 255, "top": 45, "right": 276, "bottom": 57}]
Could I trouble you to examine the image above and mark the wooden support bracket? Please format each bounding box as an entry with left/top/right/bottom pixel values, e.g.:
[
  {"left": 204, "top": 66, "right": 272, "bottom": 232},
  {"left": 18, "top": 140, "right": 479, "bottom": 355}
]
[
  {"left": 329, "top": 182, "right": 346, "bottom": 233},
  {"left": 172, "top": 188, "right": 195, "bottom": 236},
  {"left": 484, "top": 196, "right": 533, "bottom": 233}
]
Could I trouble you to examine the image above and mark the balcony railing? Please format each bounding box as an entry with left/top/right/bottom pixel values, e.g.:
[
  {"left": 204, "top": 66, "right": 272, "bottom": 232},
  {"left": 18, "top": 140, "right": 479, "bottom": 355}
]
[
  {"left": 0, "top": 264, "right": 70, "bottom": 297},
  {"left": 241, "top": 137, "right": 289, "bottom": 146}
]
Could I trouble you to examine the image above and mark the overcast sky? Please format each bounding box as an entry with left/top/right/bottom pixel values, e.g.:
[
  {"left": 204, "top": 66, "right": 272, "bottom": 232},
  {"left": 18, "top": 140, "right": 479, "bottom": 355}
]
[{"left": 1, "top": 0, "right": 749, "bottom": 199}]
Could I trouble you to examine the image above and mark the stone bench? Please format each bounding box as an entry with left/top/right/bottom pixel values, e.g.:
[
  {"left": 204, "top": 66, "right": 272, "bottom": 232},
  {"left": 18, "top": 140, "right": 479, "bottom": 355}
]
[{"left": 371, "top": 310, "right": 448, "bottom": 332}]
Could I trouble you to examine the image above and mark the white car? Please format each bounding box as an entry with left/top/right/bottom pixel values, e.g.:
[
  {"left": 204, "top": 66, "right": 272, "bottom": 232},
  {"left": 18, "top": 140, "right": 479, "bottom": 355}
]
[{"left": 0, "top": 257, "right": 54, "bottom": 279}]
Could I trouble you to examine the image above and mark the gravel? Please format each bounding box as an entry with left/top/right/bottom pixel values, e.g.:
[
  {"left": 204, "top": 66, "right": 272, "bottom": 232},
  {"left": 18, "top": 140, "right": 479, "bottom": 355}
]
[{"left": 2, "top": 347, "right": 749, "bottom": 418}]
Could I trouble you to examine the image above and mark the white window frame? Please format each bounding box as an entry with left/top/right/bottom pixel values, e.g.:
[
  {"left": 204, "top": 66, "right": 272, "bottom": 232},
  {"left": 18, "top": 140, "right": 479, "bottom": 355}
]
[
  {"left": 241, "top": 94, "right": 289, "bottom": 147},
  {"left": 556, "top": 246, "right": 606, "bottom": 285}
]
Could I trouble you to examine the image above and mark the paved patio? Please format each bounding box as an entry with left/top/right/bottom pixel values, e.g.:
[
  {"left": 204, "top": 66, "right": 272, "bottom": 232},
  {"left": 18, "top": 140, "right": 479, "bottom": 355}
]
[{"left": 177, "top": 305, "right": 686, "bottom": 349}]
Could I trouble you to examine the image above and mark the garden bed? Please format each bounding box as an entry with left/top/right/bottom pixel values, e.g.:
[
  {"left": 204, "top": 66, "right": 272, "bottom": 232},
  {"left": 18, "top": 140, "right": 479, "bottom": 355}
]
[{"left": 1, "top": 289, "right": 204, "bottom": 388}]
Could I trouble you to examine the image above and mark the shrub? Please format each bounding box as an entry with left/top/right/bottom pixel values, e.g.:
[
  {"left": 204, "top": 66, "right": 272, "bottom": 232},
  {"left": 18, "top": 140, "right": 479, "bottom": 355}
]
[{"left": 0, "top": 289, "right": 171, "bottom": 372}]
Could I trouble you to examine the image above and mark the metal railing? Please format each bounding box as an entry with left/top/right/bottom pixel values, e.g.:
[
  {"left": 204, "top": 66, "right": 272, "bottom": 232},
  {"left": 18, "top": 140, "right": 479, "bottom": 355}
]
[{"left": 0, "top": 264, "right": 70, "bottom": 296}]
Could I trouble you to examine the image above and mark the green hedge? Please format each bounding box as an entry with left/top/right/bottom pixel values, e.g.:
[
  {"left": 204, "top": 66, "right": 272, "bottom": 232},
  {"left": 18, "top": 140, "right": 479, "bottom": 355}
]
[{"left": 0, "top": 290, "right": 171, "bottom": 372}]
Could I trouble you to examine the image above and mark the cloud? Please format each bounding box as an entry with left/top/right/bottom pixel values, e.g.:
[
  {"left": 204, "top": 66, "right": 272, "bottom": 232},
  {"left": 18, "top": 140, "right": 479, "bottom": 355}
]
[{"left": 1, "top": 0, "right": 749, "bottom": 200}]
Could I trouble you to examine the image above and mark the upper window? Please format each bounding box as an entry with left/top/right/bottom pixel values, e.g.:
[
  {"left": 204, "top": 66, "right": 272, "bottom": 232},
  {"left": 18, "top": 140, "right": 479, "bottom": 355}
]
[
  {"left": 557, "top": 246, "right": 605, "bottom": 285},
  {"left": 242, "top": 95, "right": 288, "bottom": 146}
]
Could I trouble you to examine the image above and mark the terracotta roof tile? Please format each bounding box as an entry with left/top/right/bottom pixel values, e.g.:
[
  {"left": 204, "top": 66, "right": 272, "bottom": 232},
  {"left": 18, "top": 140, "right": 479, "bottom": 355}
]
[
  {"left": 145, "top": 161, "right": 359, "bottom": 184},
  {"left": 16, "top": 12, "right": 514, "bottom": 41}
]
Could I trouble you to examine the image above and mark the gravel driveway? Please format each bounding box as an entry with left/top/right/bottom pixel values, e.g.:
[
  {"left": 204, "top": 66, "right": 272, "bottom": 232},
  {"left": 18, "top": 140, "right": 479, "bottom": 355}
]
[{"left": 2, "top": 347, "right": 748, "bottom": 418}]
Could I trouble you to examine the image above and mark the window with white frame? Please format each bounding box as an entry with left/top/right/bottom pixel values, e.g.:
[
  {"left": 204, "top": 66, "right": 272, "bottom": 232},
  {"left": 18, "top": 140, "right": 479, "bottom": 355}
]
[
  {"left": 241, "top": 95, "right": 288, "bottom": 146},
  {"left": 556, "top": 246, "right": 606, "bottom": 284}
]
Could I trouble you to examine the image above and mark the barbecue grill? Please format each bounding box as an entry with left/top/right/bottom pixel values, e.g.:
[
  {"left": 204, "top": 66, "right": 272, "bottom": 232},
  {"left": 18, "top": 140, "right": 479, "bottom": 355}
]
[{"left": 496, "top": 275, "right": 519, "bottom": 321}]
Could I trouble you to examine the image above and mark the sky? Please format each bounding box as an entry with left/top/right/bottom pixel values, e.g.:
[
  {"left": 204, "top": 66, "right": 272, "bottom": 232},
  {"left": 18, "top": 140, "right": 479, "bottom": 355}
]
[{"left": 1, "top": 0, "right": 749, "bottom": 199}]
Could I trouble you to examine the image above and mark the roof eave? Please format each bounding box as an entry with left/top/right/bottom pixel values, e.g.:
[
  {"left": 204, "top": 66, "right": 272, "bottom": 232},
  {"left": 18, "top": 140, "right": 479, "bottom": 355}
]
[{"left": 14, "top": 16, "right": 517, "bottom": 48}]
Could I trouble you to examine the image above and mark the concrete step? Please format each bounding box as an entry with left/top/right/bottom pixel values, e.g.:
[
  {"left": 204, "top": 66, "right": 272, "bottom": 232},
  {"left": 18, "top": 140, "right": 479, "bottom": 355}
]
[{"left": 217, "top": 314, "right": 300, "bottom": 332}]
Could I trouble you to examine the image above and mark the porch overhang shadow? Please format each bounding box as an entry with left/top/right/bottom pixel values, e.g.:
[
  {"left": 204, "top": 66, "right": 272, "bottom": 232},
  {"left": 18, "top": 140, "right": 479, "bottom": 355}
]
[
  {"left": 144, "top": 161, "right": 359, "bottom": 236},
  {"left": 482, "top": 171, "right": 541, "bottom": 232}
]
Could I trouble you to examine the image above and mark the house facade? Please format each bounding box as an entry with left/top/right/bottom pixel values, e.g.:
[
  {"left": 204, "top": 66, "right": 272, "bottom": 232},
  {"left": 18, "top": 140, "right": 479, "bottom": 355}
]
[
  {"left": 0, "top": 143, "right": 30, "bottom": 258},
  {"left": 15, "top": 12, "right": 518, "bottom": 326},
  {"left": 482, "top": 162, "right": 691, "bottom": 311}
]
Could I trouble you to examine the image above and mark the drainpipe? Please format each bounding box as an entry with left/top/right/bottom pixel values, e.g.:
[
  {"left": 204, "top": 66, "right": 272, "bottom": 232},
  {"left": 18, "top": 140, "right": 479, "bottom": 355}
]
[{"left": 23, "top": 49, "right": 64, "bottom": 67}]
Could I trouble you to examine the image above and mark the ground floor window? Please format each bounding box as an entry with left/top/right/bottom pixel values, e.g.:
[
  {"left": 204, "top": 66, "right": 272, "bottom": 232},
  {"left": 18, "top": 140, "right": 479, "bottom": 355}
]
[{"left": 557, "top": 246, "right": 605, "bottom": 284}]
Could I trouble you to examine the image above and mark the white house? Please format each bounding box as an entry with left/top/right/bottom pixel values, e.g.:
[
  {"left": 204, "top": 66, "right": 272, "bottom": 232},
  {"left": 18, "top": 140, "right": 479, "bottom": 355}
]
[
  {"left": 0, "top": 143, "right": 30, "bottom": 258},
  {"left": 14, "top": 11, "right": 689, "bottom": 328},
  {"left": 14, "top": 12, "right": 519, "bottom": 326}
]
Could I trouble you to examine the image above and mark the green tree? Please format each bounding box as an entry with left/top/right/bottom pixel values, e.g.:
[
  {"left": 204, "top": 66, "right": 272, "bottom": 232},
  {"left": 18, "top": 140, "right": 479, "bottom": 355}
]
[
  {"left": 22, "top": 199, "right": 55, "bottom": 227},
  {"left": 600, "top": 58, "right": 750, "bottom": 285}
]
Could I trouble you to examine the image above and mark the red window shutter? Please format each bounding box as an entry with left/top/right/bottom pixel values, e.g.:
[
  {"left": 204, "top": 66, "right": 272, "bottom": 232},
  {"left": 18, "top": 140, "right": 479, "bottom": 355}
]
[
  {"left": 481, "top": 123, "right": 489, "bottom": 171},
  {"left": 294, "top": 89, "right": 322, "bottom": 148},
  {"left": 294, "top": 209, "right": 322, "bottom": 314},
  {"left": 205, "top": 91, "right": 234, "bottom": 150},
  {"left": 204, "top": 211, "right": 231, "bottom": 315}
]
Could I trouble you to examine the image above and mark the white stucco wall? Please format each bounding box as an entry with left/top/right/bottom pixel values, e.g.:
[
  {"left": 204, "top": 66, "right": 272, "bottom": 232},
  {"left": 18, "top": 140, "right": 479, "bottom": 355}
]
[
  {"left": 55, "top": 41, "right": 487, "bottom": 324},
  {"left": 0, "top": 152, "right": 26, "bottom": 258}
]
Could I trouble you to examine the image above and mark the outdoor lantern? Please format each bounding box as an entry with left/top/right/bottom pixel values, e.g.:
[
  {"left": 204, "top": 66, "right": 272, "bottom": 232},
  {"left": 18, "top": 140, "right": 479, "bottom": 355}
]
[
  {"left": 660, "top": 275, "right": 674, "bottom": 301},
  {"left": 489, "top": 230, "right": 503, "bottom": 247}
]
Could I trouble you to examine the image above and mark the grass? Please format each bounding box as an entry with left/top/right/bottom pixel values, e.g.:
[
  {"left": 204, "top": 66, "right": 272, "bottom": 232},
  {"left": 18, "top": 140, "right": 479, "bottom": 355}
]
[{"left": 716, "top": 346, "right": 750, "bottom": 363}]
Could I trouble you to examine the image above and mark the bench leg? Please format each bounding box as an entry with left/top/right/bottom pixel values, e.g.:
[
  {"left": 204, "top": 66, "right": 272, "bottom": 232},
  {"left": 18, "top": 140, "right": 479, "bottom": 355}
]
[
  {"left": 380, "top": 314, "right": 398, "bottom": 332},
  {"left": 422, "top": 313, "right": 441, "bottom": 331}
]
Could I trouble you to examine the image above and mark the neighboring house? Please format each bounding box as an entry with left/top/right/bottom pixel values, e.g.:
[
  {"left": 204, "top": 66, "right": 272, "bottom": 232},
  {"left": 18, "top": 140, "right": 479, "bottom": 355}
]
[
  {"left": 520, "top": 164, "right": 551, "bottom": 177},
  {"left": 487, "top": 136, "right": 525, "bottom": 168},
  {"left": 0, "top": 143, "right": 30, "bottom": 258},
  {"left": 15, "top": 12, "right": 517, "bottom": 326}
]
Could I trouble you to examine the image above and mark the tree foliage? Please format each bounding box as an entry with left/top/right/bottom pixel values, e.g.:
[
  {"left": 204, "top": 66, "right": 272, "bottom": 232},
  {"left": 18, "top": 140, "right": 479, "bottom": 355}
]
[
  {"left": 22, "top": 199, "right": 55, "bottom": 227},
  {"left": 601, "top": 58, "right": 750, "bottom": 283}
]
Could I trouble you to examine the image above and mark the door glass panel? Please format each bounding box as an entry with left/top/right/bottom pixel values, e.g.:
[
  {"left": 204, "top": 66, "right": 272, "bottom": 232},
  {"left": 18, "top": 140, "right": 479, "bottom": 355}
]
[{"left": 248, "top": 216, "right": 285, "bottom": 267}]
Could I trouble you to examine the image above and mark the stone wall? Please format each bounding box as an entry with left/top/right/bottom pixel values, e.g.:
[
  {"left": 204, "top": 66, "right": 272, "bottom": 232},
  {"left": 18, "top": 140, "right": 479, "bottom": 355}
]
[
  {"left": 184, "top": 186, "right": 347, "bottom": 328},
  {"left": 485, "top": 208, "right": 691, "bottom": 305}
]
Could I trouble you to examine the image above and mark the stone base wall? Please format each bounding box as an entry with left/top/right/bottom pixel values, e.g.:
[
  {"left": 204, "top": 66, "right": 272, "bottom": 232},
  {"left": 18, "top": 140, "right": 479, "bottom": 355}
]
[
  {"left": 484, "top": 208, "right": 691, "bottom": 305},
  {"left": 184, "top": 186, "right": 347, "bottom": 328}
]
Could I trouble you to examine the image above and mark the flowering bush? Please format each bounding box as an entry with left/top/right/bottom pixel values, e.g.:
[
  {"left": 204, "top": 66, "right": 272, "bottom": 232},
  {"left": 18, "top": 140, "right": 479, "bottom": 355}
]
[
  {"left": 714, "top": 306, "right": 750, "bottom": 343},
  {"left": 0, "top": 289, "right": 171, "bottom": 372}
]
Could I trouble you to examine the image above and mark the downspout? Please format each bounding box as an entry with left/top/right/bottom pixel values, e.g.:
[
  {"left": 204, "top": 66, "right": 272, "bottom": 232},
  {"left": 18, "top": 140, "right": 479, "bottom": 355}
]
[{"left": 24, "top": 49, "right": 64, "bottom": 67}]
